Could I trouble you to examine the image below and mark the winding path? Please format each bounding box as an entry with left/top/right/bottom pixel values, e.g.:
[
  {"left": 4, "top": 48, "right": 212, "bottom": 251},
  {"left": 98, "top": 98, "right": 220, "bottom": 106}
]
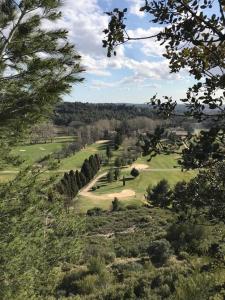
[{"left": 79, "top": 172, "right": 136, "bottom": 200}]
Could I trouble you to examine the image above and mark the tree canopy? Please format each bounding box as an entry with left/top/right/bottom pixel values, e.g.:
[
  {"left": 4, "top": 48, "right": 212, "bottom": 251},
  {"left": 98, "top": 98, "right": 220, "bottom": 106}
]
[
  {"left": 0, "top": 0, "right": 84, "bottom": 143},
  {"left": 103, "top": 0, "right": 225, "bottom": 168}
]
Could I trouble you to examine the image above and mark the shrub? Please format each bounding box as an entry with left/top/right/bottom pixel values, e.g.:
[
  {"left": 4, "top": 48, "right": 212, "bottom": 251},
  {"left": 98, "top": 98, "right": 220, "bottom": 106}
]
[
  {"left": 112, "top": 197, "right": 120, "bottom": 212},
  {"left": 130, "top": 168, "right": 140, "bottom": 177},
  {"left": 87, "top": 257, "right": 106, "bottom": 275},
  {"left": 76, "top": 274, "right": 98, "bottom": 295},
  {"left": 86, "top": 207, "right": 104, "bottom": 216},
  {"left": 147, "top": 239, "right": 173, "bottom": 265},
  {"left": 166, "top": 222, "right": 209, "bottom": 254}
]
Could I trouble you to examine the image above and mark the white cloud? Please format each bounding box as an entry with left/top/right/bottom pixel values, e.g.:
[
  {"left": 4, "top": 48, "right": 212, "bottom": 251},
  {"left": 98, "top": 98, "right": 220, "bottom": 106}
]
[
  {"left": 126, "top": 0, "right": 146, "bottom": 18},
  {"left": 41, "top": 0, "right": 183, "bottom": 86},
  {"left": 127, "top": 27, "right": 165, "bottom": 57}
]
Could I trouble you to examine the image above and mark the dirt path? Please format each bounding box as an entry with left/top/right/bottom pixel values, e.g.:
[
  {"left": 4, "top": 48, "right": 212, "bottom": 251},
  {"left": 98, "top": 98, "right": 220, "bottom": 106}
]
[{"left": 79, "top": 172, "right": 136, "bottom": 200}]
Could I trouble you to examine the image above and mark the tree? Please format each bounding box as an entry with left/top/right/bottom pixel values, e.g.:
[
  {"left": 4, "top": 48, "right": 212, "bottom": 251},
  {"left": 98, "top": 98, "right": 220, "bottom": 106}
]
[
  {"left": 103, "top": 2, "right": 225, "bottom": 169},
  {"left": 114, "top": 168, "right": 121, "bottom": 180},
  {"left": 112, "top": 197, "right": 120, "bottom": 211},
  {"left": 89, "top": 155, "right": 98, "bottom": 175},
  {"left": 147, "top": 179, "right": 172, "bottom": 208},
  {"left": 79, "top": 171, "right": 87, "bottom": 187},
  {"left": 171, "top": 162, "right": 225, "bottom": 222},
  {"left": 75, "top": 170, "right": 83, "bottom": 190},
  {"left": 114, "top": 132, "right": 123, "bottom": 150},
  {"left": 0, "top": 168, "right": 84, "bottom": 298},
  {"left": 147, "top": 239, "right": 173, "bottom": 265},
  {"left": 114, "top": 157, "right": 122, "bottom": 168},
  {"left": 106, "top": 145, "right": 113, "bottom": 160},
  {"left": 0, "top": 0, "right": 84, "bottom": 144},
  {"left": 94, "top": 154, "right": 101, "bottom": 170},
  {"left": 107, "top": 169, "right": 114, "bottom": 183},
  {"left": 81, "top": 159, "right": 92, "bottom": 182},
  {"left": 130, "top": 168, "right": 139, "bottom": 178}
]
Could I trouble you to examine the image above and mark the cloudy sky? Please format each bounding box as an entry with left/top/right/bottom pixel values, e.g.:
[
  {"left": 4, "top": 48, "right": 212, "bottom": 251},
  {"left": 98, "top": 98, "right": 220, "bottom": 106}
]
[{"left": 59, "top": 0, "right": 195, "bottom": 103}]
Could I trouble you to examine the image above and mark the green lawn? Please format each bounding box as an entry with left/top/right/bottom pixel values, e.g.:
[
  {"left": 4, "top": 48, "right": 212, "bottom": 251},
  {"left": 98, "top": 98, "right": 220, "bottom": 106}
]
[
  {"left": 60, "top": 141, "right": 109, "bottom": 170},
  {"left": 75, "top": 152, "right": 197, "bottom": 212},
  {"left": 11, "top": 142, "right": 64, "bottom": 168},
  {"left": 75, "top": 195, "right": 142, "bottom": 213}
]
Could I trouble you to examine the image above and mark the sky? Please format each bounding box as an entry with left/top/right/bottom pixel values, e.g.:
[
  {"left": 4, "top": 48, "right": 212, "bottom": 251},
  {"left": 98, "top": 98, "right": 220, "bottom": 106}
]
[{"left": 57, "top": 0, "right": 195, "bottom": 104}]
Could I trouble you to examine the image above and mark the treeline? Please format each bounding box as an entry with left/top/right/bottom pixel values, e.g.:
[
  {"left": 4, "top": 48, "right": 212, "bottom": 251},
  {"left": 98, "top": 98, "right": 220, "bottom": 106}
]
[
  {"left": 56, "top": 154, "right": 101, "bottom": 205},
  {"left": 53, "top": 102, "right": 155, "bottom": 127}
]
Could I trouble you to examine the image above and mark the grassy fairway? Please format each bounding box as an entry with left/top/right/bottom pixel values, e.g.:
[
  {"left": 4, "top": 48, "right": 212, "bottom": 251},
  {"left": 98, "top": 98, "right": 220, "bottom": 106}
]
[
  {"left": 11, "top": 142, "right": 64, "bottom": 168},
  {"left": 75, "top": 195, "right": 141, "bottom": 213},
  {"left": 76, "top": 153, "right": 197, "bottom": 212},
  {"left": 59, "top": 141, "right": 108, "bottom": 170},
  {"left": 92, "top": 169, "right": 196, "bottom": 196}
]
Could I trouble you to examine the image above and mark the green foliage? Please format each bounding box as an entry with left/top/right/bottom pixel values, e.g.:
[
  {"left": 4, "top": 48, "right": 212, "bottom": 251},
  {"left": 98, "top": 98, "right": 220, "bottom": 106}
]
[
  {"left": 166, "top": 222, "right": 209, "bottom": 254},
  {"left": 147, "top": 239, "right": 173, "bottom": 265},
  {"left": 106, "top": 145, "right": 113, "bottom": 160},
  {"left": 112, "top": 197, "right": 121, "bottom": 212},
  {"left": 0, "top": 0, "right": 84, "bottom": 144},
  {"left": 0, "top": 168, "right": 84, "bottom": 299},
  {"left": 87, "top": 207, "right": 105, "bottom": 216},
  {"left": 147, "top": 179, "right": 172, "bottom": 208},
  {"left": 130, "top": 167, "right": 140, "bottom": 178},
  {"left": 114, "top": 168, "right": 121, "bottom": 180},
  {"left": 170, "top": 162, "right": 225, "bottom": 222},
  {"left": 103, "top": 1, "right": 225, "bottom": 170},
  {"left": 107, "top": 169, "right": 114, "bottom": 183}
]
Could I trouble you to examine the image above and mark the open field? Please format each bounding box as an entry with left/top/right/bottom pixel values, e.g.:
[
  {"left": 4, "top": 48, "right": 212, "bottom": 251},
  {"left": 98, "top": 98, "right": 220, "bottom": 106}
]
[
  {"left": 0, "top": 139, "right": 109, "bottom": 183},
  {"left": 59, "top": 140, "right": 109, "bottom": 170},
  {"left": 75, "top": 151, "right": 197, "bottom": 212}
]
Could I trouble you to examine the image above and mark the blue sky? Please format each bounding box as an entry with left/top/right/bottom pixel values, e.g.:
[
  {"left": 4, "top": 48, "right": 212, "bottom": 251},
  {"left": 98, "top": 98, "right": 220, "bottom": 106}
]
[{"left": 58, "top": 0, "right": 195, "bottom": 103}]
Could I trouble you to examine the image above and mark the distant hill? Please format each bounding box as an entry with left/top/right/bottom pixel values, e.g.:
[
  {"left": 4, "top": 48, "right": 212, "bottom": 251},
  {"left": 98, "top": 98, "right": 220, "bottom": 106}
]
[{"left": 52, "top": 102, "right": 156, "bottom": 127}]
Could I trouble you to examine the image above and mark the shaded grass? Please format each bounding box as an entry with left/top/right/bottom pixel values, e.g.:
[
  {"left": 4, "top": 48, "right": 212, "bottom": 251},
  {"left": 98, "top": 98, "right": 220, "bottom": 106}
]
[{"left": 60, "top": 141, "right": 109, "bottom": 170}]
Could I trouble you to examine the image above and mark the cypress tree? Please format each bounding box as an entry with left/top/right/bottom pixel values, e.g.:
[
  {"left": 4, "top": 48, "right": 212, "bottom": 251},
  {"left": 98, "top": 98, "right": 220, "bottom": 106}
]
[
  {"left": 89, "top": 155, "right": 97, "bottom": 175},
  {"left": 75, "top": 170, "right": 82, "bottom": 189},
  {"left": 94, "top": 154, "right": 101, "bottom": 170},
  {"left": 81, "top": 159, "right": 92, "bottom": 182},
  {"left": 79, "top": 172, "right": 87, "bottom": 187},
  {"left": 69, "top": 170, "right": 77, "bottom": 196}
]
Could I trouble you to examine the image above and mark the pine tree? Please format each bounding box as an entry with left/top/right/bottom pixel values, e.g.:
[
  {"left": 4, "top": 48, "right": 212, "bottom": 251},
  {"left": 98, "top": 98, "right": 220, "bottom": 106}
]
[{"left": 0, "top": 0, "right": 84, "bottom": 144}]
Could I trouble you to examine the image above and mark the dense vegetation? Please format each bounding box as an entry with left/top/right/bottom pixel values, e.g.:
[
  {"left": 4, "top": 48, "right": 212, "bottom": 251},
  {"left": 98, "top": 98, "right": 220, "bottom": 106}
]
[
  {"left": 0, "top": 0, "right": 224, "bottom": 298},
  {"left": 53, "top": 102, "right": 155, "bottom": 126}
]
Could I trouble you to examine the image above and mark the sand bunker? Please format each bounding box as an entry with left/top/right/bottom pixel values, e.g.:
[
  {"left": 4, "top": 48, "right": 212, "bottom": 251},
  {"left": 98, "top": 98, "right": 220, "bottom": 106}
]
[
  {"left": 19, "top": 149, "right": 26, "bottom": 152},
  {"left": 95, "top": 140, "right": 110, "bottom": 144},
  {"left": 80, "top": 189, "right": 135, "bottom": 200},
  {"left": 39, "top": 147, "right": 46, "bottom": 151},
  {"left": 130, "top": 163, "right": 149, "bottom": 170}
]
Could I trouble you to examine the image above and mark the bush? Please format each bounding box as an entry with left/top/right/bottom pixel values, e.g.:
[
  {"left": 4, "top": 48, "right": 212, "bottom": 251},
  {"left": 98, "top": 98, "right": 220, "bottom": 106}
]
[
  {"left": 87, "top": 257, "right": 106, "bottom": 275},
  {"left": 147, "top": 239, "right": 173, "bottom": 265},
  {"left": 86, "top": 207, "right": 104, "bottom": 216},
  {"left": 112, "top": 197, "right": 121, "bottom": 212},
  {"left": 130, "top": 168, "right": 140, "bottom": 177},
  {"left": 166, "top": 222, "right": 208, "bottom": 254}
]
